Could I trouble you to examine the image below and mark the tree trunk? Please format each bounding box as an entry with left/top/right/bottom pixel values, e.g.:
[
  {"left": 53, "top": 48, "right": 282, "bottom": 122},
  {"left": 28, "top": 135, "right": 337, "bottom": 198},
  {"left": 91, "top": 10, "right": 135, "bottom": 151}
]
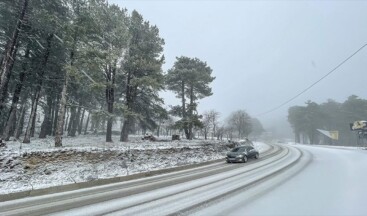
[
  {"left": 67, "top": 106, "right": 76, "bottom": 136},
  {"left": 188, "top": 85, "right": 194, "bottom": 140},
  {"left": 15, "top": 101, "right": 26, "bottom": 139},
  {"left": 156, "top": 124, "right": 160, "bottom": 137},
  {"left": 50, "top": 95, "right": 58, "bottom": 136},
  {"left": 120, "top": 71, "right": 133, "bottom": 142},
  {"left": 2, "top": 107, "right": 17, "bottom": 141},
  {"left": 52, "top": 95, "right": 60, "bottom": 136},
  {"left": 106, "top": 97, "right": 113, "bottom": 142},
  {"left": 64, "top": 108, "right": 69, "bottom": 132},
  {"left": 69, "top": 104, "right": 81, "bottom": 136},
  {"left": 23, "top": 95, "right": 37, "bottom": 143},
  {"left": 39, "top": 95, "right": 52, "bottom": 138},
  {"left": 78, "top": 108, "right": 85, "bottom": 135},
  {"left": 120, "top": 90, "right": 135, "bottom": 142},
  {"left": 2, "top": 47, "right": 30, "bottom": 140},
  {"left": 106, "top": 63, "right": 116, "bottom": 142},
  {"left": 50, "top": 102, "right": 55, "bottom": 136},
  {"left": 9, "top": 112, "right": 17, "bottom": 136},
  {"left": 90, "top": 117, "right": 95, "bottom": 132},
  {"left": 55, "top": 74, "right": 67, "bottom": 147},
  {"left": 84, "top": 111, "right": 90, "bottom": 135},
  {"left": 213, "top": 124, "right": 216, "bottom": 140},
  {"left": 30, "top": 106, "right": 37, "bottom": 137},
  {"left": 120, "top": 117, "right": 131, "bottom": 142},
  {"left": 2, "top": 107, "right": 16, "bottom": 141},
  {"left": 0, "top": 0, "right": 29, "bottom": 114},
  {"left": 101, "top": 118, "right": 106, "bottom": 132},
  {"left": 0, "top": 44, "right": 19, "bottom": 116},
  {"left": 181, "top": 81, "right": 189, "bottom": 139}
]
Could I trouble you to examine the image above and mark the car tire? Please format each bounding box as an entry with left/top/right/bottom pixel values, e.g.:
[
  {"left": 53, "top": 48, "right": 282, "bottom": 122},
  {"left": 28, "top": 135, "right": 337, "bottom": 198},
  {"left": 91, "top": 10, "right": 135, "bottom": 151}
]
[
  {"left": 255, "top": 153, "right": 259, "bottom": 159},
  {"left": 243, "top": 156, "right": 248, "bottom": 163}
]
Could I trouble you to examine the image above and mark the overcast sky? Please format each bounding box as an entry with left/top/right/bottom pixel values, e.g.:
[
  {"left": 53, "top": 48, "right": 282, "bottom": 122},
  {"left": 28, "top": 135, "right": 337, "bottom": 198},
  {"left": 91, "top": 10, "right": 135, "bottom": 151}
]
[{"left": 109, "top": 0, "right": 367, "bottom": 131}]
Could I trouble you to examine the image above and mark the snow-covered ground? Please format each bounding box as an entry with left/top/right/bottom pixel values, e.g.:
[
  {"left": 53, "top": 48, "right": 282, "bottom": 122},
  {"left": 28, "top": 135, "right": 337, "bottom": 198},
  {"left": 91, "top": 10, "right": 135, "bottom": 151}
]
[{"left": 0, "top": 135, "right": 267, "bottom": 195}]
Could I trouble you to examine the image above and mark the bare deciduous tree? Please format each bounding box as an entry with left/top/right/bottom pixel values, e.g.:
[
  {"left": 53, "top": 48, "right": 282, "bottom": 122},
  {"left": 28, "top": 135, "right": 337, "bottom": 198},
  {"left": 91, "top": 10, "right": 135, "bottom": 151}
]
[{"left": 227, "top": 110, "right": 252, "bottom": 140}]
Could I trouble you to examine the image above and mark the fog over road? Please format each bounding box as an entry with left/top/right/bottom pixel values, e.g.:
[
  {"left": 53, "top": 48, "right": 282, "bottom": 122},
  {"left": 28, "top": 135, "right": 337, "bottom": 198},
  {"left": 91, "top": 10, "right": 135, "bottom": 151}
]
[{"left": 1, "top": 144, "right": 366, "bottom": 216}]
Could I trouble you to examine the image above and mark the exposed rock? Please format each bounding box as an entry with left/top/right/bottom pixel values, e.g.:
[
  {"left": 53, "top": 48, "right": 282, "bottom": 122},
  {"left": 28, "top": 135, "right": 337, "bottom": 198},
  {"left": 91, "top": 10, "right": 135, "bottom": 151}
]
[
  {"left": 24, "top": 164, "right": 36, "bottom": 170},
  {"left": 44, "top": 169, "right": 52, "bottom": 175},
  {"left": 86, "top": 175, "right": 97, "bottom": 181}
]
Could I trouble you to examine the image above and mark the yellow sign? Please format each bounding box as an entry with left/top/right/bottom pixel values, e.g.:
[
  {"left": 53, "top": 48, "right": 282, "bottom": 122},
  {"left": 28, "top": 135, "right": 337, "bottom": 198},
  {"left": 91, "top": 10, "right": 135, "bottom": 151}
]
[{"left": 329, "top": 131, "right": 339, "bottom": 140}]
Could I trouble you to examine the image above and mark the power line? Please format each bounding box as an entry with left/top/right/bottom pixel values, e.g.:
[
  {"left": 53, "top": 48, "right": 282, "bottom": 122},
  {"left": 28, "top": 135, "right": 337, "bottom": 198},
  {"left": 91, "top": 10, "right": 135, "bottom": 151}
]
[{"left": 256, "top": 43, "right": 367, "bottom": 117}]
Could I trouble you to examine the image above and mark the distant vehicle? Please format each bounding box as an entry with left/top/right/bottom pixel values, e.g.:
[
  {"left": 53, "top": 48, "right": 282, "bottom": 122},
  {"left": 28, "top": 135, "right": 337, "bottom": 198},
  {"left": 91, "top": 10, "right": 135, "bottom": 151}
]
[{"left": 226, "top": 146, "right": 259, "bottom": 163}]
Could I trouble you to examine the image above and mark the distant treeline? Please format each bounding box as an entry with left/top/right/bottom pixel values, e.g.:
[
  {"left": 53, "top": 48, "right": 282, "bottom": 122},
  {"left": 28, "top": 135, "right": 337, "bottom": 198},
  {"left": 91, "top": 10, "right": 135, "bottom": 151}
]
[{"left": 288, "top": 95, "right": 367, "bottom": 145}]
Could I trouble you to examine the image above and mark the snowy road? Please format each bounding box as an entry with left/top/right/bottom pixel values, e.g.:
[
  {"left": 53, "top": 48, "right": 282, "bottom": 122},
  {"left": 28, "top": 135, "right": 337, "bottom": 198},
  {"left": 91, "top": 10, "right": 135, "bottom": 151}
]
[
  {"left": 195, "top": 145, "right": 367, "bottom": 216},
  {"left": 2, "top": 144, "right": 365, "bottom": 216},
  {"left": 0, "top": 143, "right": 286, "bottom": 216}
]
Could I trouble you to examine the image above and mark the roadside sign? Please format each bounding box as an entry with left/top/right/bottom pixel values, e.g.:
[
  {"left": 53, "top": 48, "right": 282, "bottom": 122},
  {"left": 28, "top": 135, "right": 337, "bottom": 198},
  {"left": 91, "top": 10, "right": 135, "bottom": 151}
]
[{"left": 317, "top": 129, "right": 339, "bottom": 140}]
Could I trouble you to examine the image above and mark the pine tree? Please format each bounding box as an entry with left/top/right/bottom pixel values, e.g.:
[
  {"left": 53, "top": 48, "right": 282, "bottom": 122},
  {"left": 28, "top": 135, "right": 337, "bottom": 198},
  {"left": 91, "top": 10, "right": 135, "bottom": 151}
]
[
  {"left": 120, "top": 10, "right": 165, "bottom": 142},
  {"left": 166, "top": 56, "right": 215, "bottom": 139},
  {"left": 0, "top": 0, "right": 29, "bottom": 114},
  {"left": 91, "top": 3, "right": 129, "bottom": 142}
]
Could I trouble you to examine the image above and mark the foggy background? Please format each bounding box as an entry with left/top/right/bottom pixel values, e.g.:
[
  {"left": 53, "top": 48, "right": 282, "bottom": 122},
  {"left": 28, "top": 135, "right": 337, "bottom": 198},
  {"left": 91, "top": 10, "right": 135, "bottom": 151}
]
[{"left": 110, "top": 0, "right": 367, "bottom": 139}]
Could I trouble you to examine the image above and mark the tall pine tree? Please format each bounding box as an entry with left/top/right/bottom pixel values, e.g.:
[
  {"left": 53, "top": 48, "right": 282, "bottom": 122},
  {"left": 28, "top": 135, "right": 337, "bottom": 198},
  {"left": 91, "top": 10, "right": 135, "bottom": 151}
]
[{"left": 166, "top": 56, "right": 215, "bottom": 139}]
